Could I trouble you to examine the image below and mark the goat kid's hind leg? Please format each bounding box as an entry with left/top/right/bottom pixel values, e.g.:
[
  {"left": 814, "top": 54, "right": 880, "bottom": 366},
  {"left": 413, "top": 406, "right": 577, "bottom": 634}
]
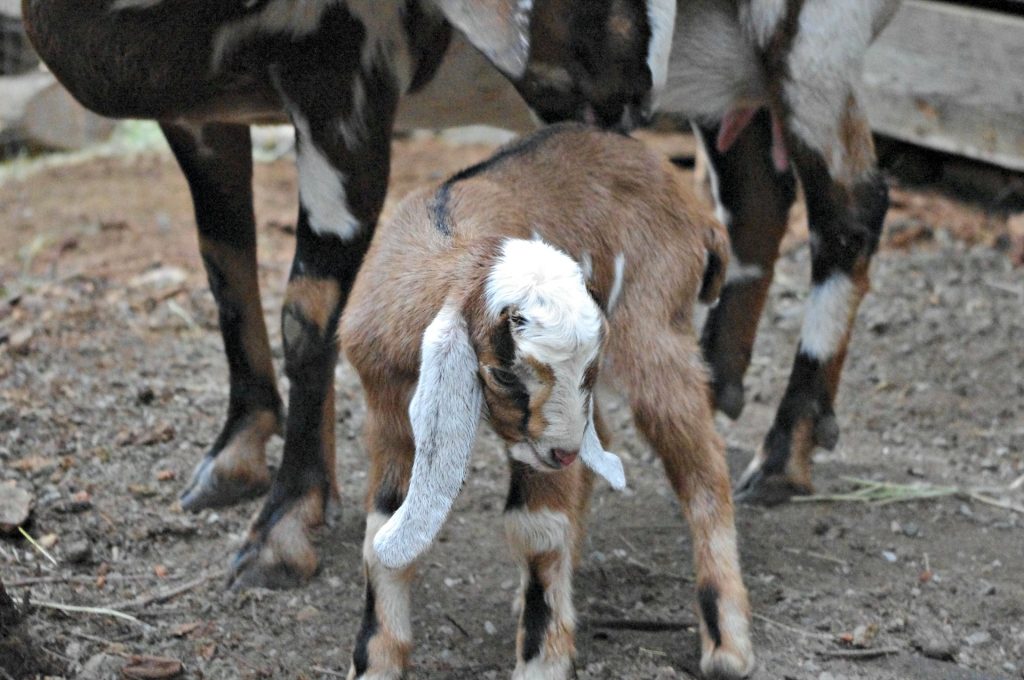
[
  {"left": 736, "top": 94, "right": 888, "bottom": 502},
  {"left": 693, "top": 112, "right": 796, "bottom": 420},
  {"left": 350, "top": 403, "right": 415, "bottom": 680},
  {"left": 611, "top": 326, "right": 754, "bottom": 679},
  {"left": 161, "top": 122, "right": 282, "bottom": 512},
  {"left": 229, "top": 45, "right": 399, "bottom": 589},
  {"left": 505, "top": 461, "right": 592, "bottom": 679}
]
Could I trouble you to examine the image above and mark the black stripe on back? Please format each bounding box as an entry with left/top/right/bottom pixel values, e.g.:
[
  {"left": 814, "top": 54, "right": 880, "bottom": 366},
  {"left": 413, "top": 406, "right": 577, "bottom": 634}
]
[{"left": 430, "top": 123, "right": 582, "bottom": 235}]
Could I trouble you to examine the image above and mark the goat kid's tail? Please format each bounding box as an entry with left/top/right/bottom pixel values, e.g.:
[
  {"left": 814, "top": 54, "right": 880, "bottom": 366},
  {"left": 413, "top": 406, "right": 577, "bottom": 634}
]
[{"left": 698, "top": 218, "right": 730, "bottom": 304}]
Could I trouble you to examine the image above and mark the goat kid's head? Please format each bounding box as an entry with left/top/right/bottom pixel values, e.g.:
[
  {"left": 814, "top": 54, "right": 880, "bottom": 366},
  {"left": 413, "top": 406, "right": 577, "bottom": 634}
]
[
  {"left": 433, "top": 0, "right": 676, "bottom": 130},
  {"left": 373, "top": 238, "right": 625, "bottom": 570}
]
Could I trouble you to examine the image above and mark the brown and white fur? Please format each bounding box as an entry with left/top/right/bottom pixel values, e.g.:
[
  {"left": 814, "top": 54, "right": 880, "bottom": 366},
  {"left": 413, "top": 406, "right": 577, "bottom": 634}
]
[
  {"left": 341, "top": 124, "right": 754, "bottom": 679},
  {"left": 659, "top": 0, "right": 900, "bottom": 501},
  {"left": 21, "top": 0, "right": 676, "bottom": 588}
]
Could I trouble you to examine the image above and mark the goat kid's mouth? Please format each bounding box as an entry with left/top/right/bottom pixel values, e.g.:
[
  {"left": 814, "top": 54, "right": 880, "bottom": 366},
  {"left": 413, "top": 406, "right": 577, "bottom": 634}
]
[{"left": 512, "top": 441, "right": 579, "bottom": 471}]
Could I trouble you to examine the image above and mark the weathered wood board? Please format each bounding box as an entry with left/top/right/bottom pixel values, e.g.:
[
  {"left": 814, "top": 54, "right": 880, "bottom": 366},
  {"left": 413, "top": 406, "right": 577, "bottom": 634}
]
[{"left": 863, "top": 0, "right": 1024, "bottom": 171}]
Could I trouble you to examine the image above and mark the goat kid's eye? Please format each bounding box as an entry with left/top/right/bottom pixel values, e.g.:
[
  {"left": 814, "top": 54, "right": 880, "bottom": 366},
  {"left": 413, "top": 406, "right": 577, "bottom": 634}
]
[{"left": 490, "top": 367, "right": 520, "bottom": 388}]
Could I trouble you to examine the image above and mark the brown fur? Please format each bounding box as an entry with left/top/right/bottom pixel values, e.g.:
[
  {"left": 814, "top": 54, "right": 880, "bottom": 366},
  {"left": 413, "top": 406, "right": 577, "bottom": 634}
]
[
  {"left": 198, "top": 239, "right": 277, "bottom": 389},
  {"left": 341, "top": 126, "right": 751, "bottom": 677}
]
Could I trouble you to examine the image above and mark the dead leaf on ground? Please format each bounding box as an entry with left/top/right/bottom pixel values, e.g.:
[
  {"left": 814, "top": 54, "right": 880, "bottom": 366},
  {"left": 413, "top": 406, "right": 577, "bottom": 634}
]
[
  {"left": 120, "top": 655, "right": 183, "bottom": 679},
  {"left": 10, "top": 455, "right": 59, "bottom": 473},
  {"left": 168, "top": 621, "right": 203, "bottom": 638}
]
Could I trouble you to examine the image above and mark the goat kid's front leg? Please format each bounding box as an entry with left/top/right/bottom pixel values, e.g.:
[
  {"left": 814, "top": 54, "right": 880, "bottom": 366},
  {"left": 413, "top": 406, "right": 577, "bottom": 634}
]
[
  {"left": 505, "top": 461, "right": 593, "bottom": 680},
  {"left": 350, "top": 404, "right": 416, "bottom": 680},
  {"left": 162, "top": 122, "right": 283, "bottom": 512},
  {"left": 613, "top": 327, "right": 754, "bottom": 679},
  {"left": 735, "top": 94, "right": 888, "bottom": 503},
  {"left": 229, "top": 50, "right": 400, "bottom": 589}
]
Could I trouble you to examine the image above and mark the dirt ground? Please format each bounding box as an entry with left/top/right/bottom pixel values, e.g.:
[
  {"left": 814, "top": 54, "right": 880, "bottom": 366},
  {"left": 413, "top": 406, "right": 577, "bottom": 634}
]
[{"left": 1, "top": 131, "right": 1023, "bottom": 680}]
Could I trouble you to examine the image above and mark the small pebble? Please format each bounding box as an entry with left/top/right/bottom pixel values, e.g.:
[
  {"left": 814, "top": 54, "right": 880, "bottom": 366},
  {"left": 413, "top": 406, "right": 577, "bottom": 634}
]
[
  {"left": 64, "top": 539, "right": 93, "bottom": 565},
  {"left": 882, "top": 550, "right": 898, "bottom": 563},
  {"left": 964, "top": 631, "right": 991, "bottom": 647}
]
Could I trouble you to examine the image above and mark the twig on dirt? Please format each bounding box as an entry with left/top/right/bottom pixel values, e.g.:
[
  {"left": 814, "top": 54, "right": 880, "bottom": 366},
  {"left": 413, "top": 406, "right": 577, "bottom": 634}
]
[
  {"left": 982, "top": 279, "right": 1024, "bottom": 298},
  {"left": 310, "top": 666, "right": 349, "bottom": 677},
  {"left": 795, "top": 477, "right": 1024, "bottom": 515},
  {"left": 32, "top": 600, "right": 144, "bottom": 626},
  {"left": 7, "top": 573, "right": 157, "bottom": 588},
  {"left": 618, "top": 533, "right": 639, "bottom": 553},
  {"left": 109, "top": 570, "right": 223, "bottom": 610},
  {"left": 783, "top": 547, "right": 849, "bottom": 568},
  {"left": 817, "top": 646, "right": 901, "bottom": 659},
  {"left": 793, "top": 477, "right": 958, "bottom": 506},
  {"left": 753, "top": 614, "right": 835, "bottom": 641},
  {"left": 166, "top": 300, "right": 199, "bottom": 331},
  {"left": 588, "top": 618, "right": 693, "bottom": 632},
  {"left": 66, "top": 629, "right": 142, "bottom": 646},
  {"left": 444, "top": 613, "right": 470, "bottom": 638},
  {"left": 18, "top": 527, "right": 58, "bottom": 566},
  {"left": 966, "top": 491, "right": 1024, "bottom": 515},
  {"left": 1010, "top": 473, "right": 1024, "bottom": 492},
  {"left": 224, "top": 649, "right": 268, "bottom": 675}
]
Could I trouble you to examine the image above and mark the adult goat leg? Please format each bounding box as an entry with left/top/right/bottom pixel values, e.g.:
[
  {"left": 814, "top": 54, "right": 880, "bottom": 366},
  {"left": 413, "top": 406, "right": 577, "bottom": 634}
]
[{"left": 162, "top": 122, "right": 282, "bottom": 512}]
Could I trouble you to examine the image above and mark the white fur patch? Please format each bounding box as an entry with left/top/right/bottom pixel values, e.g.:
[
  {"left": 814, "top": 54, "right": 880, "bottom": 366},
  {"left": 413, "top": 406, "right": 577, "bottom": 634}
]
[
  {"left": 692, "top": 124, "right": 732, "bottom": 228},
  {"left": 580, "top": 402, "right": 625, "bottom": 490},
  {"left": 725, "top": 248, "right": 765, "bottom": 285},
  {"left": 506, "top": 509, "right": 577, "bottom": 676},
  {"left": 512, "top": 656, "right": 573, "bottom": 680},
  {"left": 288, "top": 107, "right": 360, "bottom": 239},
  {"left": 505, "top": 508, "right": 571, "bottom": 555},
  {"left": 211, "top": 0, "right": 340, "bottom": 72},
  {"left": 485, "top": 238, "right": 603, "bottom": 454},
  {"left": 645, "top": 0, "right": 677, "bottom": 111},
  {"left": 660, "top": 2, "right": 765, "bottom": 120},
  {"left": 799, "top": 273, "right": 855, "bottom": 360},
  {"left": 109, "top": 0, "right": 165, "bottom": 10},
  {"left": 783, "top": 1, "right": 894, "bottom": 180},
  {"left": 433, "top": 0, "right": 532, "bottom": 78},
  {"left": 606, "top": 252, "right": 626, "bottom": 314},
  {"left": 740, "top": 0, "right": 788, "bottom": 47},
  {"left": 363, "top": 512, "right": 413, "bottom": 644},
  {"left": 374, "top": 303, "right": 483, "bottom": 569}
]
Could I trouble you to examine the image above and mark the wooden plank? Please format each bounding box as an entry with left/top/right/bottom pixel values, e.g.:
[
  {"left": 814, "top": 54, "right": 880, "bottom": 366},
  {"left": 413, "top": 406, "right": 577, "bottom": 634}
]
[{"left": 863, "top": 0, "right": 1024, "bottom": 171}]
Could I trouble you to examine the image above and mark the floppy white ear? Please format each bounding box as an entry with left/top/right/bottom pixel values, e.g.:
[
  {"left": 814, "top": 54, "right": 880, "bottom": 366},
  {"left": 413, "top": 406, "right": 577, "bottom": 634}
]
[
  {"left": 432, "top": 0, "right": 532, "bottom": 78},
  {"left": 580, "top": 402, "right": 626, "bottom": 490},
  {"left": 373, "top": 303, "right": 483, "bottom": 570}
]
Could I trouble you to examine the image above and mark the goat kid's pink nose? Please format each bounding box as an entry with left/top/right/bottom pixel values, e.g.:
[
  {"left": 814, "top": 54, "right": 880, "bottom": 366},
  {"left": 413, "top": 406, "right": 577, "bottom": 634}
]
[{"left": 551, "top": 448, "right": 579, "bottom": 468}]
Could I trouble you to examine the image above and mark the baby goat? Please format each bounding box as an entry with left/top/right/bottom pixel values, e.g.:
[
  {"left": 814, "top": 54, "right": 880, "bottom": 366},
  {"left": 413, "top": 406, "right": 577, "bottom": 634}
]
[{"left": 340, "top": 124, "right": 754, "bottom": 679}]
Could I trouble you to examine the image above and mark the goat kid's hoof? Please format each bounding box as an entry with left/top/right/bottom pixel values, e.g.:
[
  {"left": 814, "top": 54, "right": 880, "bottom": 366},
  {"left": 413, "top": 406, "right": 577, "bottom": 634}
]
[
  {"left": 226, "top": 492, "right": 325, "bottom": 590},
  {"left": 512, "top": 656, "right": 573, "bottom": 680},
  {"left": 701, "top": 646, "right": 755, "bottom": 680},
  {"left": 179, "top": 455, "right": 272, "bottom": 512}
]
